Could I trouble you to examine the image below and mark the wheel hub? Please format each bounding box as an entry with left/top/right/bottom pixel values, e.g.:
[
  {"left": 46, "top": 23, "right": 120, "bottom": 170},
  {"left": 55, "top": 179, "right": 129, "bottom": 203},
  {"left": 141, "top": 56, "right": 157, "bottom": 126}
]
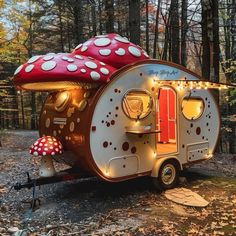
[{"left": 161, "top": 164, "right": 176, "bottom": 185}]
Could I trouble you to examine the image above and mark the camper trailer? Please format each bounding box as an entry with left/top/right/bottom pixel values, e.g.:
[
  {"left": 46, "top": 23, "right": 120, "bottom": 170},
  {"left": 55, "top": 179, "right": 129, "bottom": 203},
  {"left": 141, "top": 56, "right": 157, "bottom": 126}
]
[{"left": 13, "top": 34, "right": 232, "bottom": 190}]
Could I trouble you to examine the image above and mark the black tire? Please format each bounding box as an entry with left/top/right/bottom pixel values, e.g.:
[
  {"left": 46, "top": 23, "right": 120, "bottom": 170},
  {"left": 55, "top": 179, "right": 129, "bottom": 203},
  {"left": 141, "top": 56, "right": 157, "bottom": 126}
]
[{"left": 152, "top": 159, "right": 180, "bottom": 190}]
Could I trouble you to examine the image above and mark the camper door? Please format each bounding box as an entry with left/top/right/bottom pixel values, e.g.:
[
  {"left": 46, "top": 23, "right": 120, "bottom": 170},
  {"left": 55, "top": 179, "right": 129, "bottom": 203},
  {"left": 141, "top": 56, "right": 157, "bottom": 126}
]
[{"left": 156, "top": 87, "right": 178, "bottom": 155}]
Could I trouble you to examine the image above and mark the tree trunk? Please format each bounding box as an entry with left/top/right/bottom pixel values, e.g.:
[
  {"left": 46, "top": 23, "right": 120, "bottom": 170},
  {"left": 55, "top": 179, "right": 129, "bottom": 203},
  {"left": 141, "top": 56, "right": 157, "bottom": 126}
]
[
  {"left": 231, "top": 0, "right": 236, "bottom": 80},
  {"left": 58, "top": 0, "right": 64, "bottom": 52},
  {"left": 212, "top": 0, "right": 220, "bottom": 83},
  {"left": 91, "top": 3, "right": 97, "bottom": 36},
  {"left": 181, "top": 0, "right": 187, "bottom": 66},
  {"left": 129, "top": 0, "right": 140, "bottom": 45},
  {"left": 145, "top": 0, "right": 149, "bottom": 54},
  {"left": 153, "top": 0, "right": 161, "bottom": 58},
  {"left": 66, "top": 11, "right": 71, "bottom": 51},
  {"left": 201, "top": 0, "right": 210, "bottom": 80},
  {"left": 98, "top": 0, "right": 103, "bottom": 34},
  {"left": 169, "top": 0, "right": 180, "bottom": 63},
  {"left": 105, "top": 0, "right": 114, "bottom": 33},
  {"left": 73, "top": 0, "right": 84, "bottom": 44}
]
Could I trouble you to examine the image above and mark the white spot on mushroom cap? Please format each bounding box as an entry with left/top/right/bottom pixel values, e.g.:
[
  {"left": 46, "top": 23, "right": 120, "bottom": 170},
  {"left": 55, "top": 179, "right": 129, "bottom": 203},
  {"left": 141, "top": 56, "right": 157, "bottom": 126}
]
[
  {"left": 75, "top": 43, "right": 83, "bottom": 50},
  {"left": 74, "top": 55, "right": 83, "bottom": 60},
  {"left": 85, "top": 61, "right": 97, "bottom": 69},
  {"left": 28, "top": 55, "right": 41, "bottom": 64},
  {"left": 62, "top": 56, "right": 69, "bottom": 61},
  {"left": 93, "top": 37, "right": 111, "bottom": 47},
  {"left": 114, "top": 36, "right": 130, "bottom": 43},
  {"left": 43, "top": 55, "right": 54, "bottom": 61},
  {"left": 81, "top": 46, "right": 88, "bottom": 52},
  {"left": 41, "top": 61, "right": 57, "bottom": 71},
  {"left": 80, "top": 69, "right": 86, "bottom": 73},
  {"left": 42, "top": 152, "right": 46, "bottom": 156},
  {"left": 100, "top": 67, "right": 109, "bottom": 75},
  {"left": 25, "top": 64, "right": 34, "bottom": 73},
  {"left": 99, "top": 62, "right": 106, "bottom": 66},
  {"left": 33, "top": 151, "right": 38, "bottom": 156},
  {"left": 115, "top": 48, "right": 126, "bottom": 56},
  {"left": 90, "top": 71, "right": 100, "bottom": 80},
  {"left": 67, "top": 64, "right": 78, "bottom": 72},
  {"left": 14, "top": 65, "right": 23, "bottom": 75},
  {"left": 99, "top": 49, "right": 111, "bottom": 56},
  {"left": 67, "top": 58, "right": 74, "bottom": 63},
  {"left": 94, "top": 38, "right": 111, "bottom": 47},
  {"left": 128, "top": 46, "right": 141, "bottom": 57}
]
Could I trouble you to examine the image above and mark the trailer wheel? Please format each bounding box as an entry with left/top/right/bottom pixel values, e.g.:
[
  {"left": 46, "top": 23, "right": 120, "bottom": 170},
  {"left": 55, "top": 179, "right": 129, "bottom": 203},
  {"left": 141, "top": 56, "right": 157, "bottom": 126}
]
[{"left": 152, "top": 160, "right": 180, "bottom": 190}]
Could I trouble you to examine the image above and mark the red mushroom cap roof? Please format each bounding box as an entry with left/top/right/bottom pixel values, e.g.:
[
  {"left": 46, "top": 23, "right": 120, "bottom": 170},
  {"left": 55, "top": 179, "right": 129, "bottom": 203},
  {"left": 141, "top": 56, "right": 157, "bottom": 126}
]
[
  {"left": 13, "top": 53, "right": 116, "bottom": 91},
  {"left": 29, "top": 136, "right": 63, "bottom": 156},
  {"left": 72, "top": 33, "right": 150, "bottom": 69}
]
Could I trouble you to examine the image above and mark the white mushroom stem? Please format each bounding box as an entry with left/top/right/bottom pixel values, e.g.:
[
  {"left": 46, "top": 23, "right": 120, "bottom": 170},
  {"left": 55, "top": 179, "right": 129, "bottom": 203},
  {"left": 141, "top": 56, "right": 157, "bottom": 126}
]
[{"left": 39, "top": 155, "right": 56, "bottom": 177}]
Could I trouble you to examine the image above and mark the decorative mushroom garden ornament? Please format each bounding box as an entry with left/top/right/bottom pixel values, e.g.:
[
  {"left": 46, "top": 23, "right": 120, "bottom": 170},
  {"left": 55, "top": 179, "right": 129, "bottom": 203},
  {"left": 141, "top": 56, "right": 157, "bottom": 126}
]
[
  {"left": 13, "top": 33, "right": 235, "bottom": 190},
  {"left": 29, "top": 136, "right": 63, "bottom": 177}
]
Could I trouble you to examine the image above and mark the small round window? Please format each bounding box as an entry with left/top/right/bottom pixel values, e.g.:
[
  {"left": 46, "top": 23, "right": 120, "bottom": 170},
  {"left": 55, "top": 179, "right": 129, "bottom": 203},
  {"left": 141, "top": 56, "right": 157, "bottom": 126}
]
[
  {"left": 55, "top": 91, "right": 70, "bottom": 112},
  {"left": 122, "top": 90, "right": 153, "bottom": 119},
  {"left": 182, "top": 97, "right": 204, "bottom": 120}
]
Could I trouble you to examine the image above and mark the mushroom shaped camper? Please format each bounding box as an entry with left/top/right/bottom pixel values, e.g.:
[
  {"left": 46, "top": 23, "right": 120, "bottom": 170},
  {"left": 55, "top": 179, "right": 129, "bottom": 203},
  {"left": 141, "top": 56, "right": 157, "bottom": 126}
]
[
  {"left": 72, "top": 34, "right": 150, "bottom": 68},
  {"left": 13, "top": 53, "right": 116, "bottom": 91},
  {"left": 29, "top": 136, "right": 63, "bottom": 177}
]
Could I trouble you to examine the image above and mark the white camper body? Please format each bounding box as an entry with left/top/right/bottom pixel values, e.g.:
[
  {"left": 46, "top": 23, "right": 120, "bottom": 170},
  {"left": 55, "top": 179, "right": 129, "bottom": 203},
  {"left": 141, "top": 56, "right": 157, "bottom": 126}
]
[{"left": 89, "top": 61, "right": 220, "bottom": 184}]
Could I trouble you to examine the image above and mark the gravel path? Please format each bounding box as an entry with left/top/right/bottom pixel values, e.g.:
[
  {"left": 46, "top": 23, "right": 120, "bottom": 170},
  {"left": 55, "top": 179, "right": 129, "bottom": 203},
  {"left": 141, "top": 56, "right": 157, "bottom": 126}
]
[{"left": 0, "top": 130, "right": 236, "bottom": 236}]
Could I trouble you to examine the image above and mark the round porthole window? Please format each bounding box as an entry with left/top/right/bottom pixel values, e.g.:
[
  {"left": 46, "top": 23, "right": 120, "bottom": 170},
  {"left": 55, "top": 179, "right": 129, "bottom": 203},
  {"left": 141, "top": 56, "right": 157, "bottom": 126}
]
[
  {"left": 181, "top": 97, "right": 204, "bottom": 120},
  {"left": 55, "top": 91, "right": 70, "bottom": 112},
  {"left": 122, "top": 90, "right": 153, "bottom": 120}
]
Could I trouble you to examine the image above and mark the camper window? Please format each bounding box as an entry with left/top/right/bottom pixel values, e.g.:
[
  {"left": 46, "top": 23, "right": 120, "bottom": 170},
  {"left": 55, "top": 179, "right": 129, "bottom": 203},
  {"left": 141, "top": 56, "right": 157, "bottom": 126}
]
[
  {"left": 181, "top": 97, "right": 204, "bottom": 120},
  {"left": 122, "top": 90, "right": 153, "bottom": 120}
]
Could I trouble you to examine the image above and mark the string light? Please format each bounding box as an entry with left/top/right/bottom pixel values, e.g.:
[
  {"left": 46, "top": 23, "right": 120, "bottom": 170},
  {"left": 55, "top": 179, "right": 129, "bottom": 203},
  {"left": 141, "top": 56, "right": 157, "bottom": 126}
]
[{"left": 151, "top": 79, "right": 233, "bottom": 90}]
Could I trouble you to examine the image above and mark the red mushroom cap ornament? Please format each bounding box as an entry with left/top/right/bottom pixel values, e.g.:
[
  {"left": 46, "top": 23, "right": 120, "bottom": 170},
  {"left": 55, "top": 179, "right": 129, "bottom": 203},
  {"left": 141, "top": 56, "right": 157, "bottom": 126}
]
[
  {"left": 29, "top": 136, "right": 63, "bottom": 177},
  {"left": 72, "top": 33, "right": 150, "bottom": 69},
  {"left": 13, "top": 34, "right": 150, "bottom": 91},
  {"left": 13, "top": 53, "right": 116, "bottom": 91}
]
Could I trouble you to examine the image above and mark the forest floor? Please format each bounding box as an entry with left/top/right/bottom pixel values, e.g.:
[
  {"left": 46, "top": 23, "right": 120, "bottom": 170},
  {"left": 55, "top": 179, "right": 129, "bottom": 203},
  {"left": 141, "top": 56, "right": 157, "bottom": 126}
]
[{"left": 0, "top": 130, "right": 236, "bottom": 236}]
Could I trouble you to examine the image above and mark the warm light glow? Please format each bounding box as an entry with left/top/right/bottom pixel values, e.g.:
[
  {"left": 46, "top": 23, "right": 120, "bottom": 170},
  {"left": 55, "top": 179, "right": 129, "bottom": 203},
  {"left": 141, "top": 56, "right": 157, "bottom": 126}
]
[
  {"left": 55, "top": 91, "right": 70, "bottom": 112},
  {"left": 205, "top": 153, "right": 213, "bottom": 159},
  {"left": 182, "top": 98, "right": 204, "bottom": 120},
  {"left": 149, "top": 79, "right": 235, "bottom": 90},
  {"left": 18, "top": 81, "right": 98, "bottom": 91}
]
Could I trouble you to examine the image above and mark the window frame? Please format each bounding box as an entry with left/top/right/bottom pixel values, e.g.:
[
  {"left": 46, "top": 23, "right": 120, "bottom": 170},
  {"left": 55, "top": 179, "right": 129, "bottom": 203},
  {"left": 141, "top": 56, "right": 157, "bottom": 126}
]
[
  {"left": 122, "top": 89, "right": 153, "bottom": 120},
  {"left": 181, "top": 96, "right": 205, "bottom": 121}
]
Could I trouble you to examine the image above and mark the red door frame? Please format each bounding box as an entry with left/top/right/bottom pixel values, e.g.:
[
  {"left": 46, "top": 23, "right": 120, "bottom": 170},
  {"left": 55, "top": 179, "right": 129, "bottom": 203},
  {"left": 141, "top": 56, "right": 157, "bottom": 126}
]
[{"left": 156, "top": 87, "right": 177, "bottom": 143}]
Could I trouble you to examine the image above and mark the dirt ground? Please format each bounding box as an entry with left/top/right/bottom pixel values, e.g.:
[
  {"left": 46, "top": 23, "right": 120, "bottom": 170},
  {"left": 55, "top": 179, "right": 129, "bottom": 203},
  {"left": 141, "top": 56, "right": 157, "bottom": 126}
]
[{"left": 0, "top": 130, "right": 236, "bottom": 236}]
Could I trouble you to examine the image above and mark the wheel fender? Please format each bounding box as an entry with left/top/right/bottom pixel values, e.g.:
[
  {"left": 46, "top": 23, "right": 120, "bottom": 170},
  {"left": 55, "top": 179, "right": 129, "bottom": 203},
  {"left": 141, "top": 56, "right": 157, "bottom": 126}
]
[{"left": 151, "top": 156, "right": 182, "bottom": 177}]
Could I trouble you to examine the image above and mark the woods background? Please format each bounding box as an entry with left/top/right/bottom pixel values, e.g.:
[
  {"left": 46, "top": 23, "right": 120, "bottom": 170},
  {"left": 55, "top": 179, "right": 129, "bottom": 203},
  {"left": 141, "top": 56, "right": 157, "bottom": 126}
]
[{"left": 0, "top": 0, "right": 235, "bottom": 152}]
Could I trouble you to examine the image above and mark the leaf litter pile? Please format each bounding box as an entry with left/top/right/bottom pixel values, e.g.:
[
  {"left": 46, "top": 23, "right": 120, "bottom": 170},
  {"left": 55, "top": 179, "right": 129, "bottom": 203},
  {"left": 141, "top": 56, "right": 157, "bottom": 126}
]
[{"left": 0, "top": 131, "right": 236, "bottom": 236}]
